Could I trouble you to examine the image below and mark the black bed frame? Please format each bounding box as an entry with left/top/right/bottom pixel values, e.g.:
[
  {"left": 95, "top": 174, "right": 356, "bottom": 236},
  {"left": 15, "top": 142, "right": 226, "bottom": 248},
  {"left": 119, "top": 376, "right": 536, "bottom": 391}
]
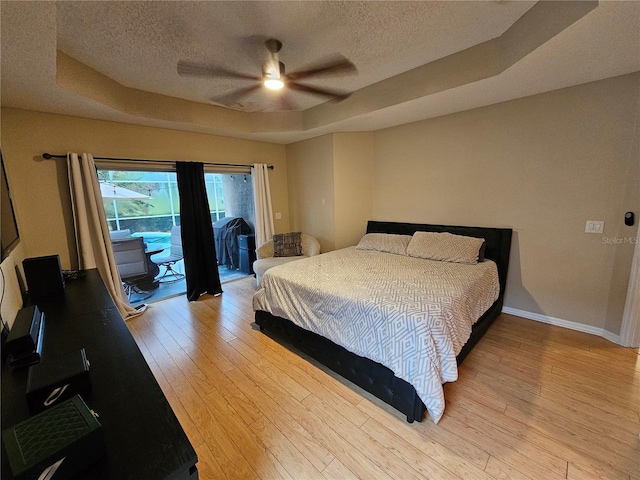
[{"left": 255, "top": 220, "right": 513, "bottom": 423}]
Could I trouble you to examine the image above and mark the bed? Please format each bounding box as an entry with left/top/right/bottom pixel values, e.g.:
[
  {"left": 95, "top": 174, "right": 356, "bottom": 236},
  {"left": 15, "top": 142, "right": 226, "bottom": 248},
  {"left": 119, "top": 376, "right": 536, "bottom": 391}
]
[{"left": 253, "top": 221, "right": 512, "bottom": 423}]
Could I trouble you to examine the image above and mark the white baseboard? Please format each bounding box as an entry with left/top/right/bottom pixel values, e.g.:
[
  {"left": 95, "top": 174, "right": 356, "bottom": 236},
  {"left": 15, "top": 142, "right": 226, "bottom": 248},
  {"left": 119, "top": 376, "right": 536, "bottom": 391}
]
[{"left": 501, "top": 306, "right": 621, "bottom": 345}]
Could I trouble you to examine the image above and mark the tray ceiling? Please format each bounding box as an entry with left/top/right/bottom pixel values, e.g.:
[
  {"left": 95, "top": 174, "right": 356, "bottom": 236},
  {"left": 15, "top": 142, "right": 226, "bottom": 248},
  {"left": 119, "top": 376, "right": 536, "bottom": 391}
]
[{"left": 1, "top": 1, "right": 638, "bottom": 144}]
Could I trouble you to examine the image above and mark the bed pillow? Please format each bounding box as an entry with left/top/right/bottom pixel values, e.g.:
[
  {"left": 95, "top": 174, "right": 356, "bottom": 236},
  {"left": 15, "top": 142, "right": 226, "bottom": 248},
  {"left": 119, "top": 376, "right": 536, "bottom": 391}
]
[
  {"left": 355, "top": 233, "right": 412, "bottom": 256},
  {"left": 273, "top": 232, "right": 303, "bottom": 257},
  {"left": 407, "top": 231, "right": 485, "bottom": 264}
]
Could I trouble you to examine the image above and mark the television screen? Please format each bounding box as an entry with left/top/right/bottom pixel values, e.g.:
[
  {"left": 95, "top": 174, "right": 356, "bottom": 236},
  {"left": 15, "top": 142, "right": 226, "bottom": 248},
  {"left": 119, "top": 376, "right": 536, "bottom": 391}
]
[{"left": 1, "top": 148, "right": 20, "bottom": 260}]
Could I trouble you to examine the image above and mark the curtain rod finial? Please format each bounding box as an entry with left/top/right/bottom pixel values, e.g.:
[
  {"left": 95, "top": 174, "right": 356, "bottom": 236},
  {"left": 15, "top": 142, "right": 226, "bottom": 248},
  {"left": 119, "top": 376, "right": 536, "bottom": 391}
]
[{"left": 43, "top": 153, "right": 53, "bottom": 159}]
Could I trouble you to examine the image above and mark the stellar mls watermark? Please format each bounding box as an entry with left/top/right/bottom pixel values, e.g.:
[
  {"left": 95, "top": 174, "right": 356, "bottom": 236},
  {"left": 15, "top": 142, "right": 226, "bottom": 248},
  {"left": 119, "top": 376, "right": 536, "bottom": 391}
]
[{"left": 602, "top": 236, "right": 638, "bottom": 244}]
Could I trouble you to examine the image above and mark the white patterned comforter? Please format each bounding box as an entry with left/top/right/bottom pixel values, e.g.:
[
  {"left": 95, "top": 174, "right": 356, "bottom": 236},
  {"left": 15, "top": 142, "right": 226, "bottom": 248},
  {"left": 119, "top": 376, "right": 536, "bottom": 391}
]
[{"left": 253, "top": 247, "right": 499, "bottom": 423}]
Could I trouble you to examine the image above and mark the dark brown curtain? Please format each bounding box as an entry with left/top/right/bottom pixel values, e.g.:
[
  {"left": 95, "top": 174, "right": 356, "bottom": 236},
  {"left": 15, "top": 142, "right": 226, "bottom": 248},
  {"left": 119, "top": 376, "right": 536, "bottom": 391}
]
[{"left": 176, "top": 161, "right": 222, "bottom": 300}]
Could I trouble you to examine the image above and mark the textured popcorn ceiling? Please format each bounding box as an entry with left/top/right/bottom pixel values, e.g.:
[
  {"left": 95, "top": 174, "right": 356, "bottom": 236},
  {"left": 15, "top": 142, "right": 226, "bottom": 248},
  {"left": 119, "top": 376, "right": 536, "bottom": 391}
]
[
  {"left": 1, "top": 1, "right": 639, "bottom": 144},
  {"left": 54, "top": 1, "right": 534, "bottom": 110}
]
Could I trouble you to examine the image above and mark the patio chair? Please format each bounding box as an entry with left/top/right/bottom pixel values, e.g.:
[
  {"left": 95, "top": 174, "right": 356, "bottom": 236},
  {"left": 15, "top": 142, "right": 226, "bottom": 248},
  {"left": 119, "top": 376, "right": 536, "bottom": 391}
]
[
  {"left": 112, "top": 237, "right": 149, "bottom": 299},
  {"left": 151, "top": 226, "right": 184, "bottom": 283},
  {"left": 109, "top": 229, "right": 131, "bottom": 241}
]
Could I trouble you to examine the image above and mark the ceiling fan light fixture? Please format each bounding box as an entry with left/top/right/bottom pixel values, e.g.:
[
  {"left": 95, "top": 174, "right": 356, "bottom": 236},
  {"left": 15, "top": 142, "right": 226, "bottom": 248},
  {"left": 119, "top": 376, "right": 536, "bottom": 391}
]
[
  {"left": 263, "top": 58, "right": 285, "bottom": 90},
  {"left": 264, "top": 78, "right": 284, "bottom": 90},
  {"left": 177, "top": 38, "right": 355, "bottom": 107}
]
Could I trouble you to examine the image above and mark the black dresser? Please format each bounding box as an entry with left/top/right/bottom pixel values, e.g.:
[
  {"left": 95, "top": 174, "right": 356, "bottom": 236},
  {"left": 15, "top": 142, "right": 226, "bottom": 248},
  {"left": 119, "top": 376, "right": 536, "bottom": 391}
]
[{"left": 1, "top": 269, "right": 198, "bottom": 480}]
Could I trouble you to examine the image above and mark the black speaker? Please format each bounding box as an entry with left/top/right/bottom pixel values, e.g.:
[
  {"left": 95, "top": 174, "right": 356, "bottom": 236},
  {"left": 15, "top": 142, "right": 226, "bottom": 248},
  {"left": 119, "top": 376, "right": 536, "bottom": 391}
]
[
  {"left": 5, "top": 305, "right": 44, "bottom": 368},
  {"left": 22, "top": 255, "right": 65, "bottom": 303},
  {"left": 26, "top": 348, "right": 91, "bottom": 414},
  {"left": 2, "top": 395, "right": 105, "bottom": 480}
]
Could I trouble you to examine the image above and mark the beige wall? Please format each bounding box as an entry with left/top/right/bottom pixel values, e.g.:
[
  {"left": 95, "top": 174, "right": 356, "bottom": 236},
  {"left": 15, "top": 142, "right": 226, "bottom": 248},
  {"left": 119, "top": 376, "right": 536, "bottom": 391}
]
[
  {"left": 0, "top": 108, "right": 289, "bottom": 270},
  {"left": 286, "top": 132, "right": 374, "bottom": 252},
  {"left": 372, "top": 73, "right": 640, "bottom": 333},
  {"left": 333, "top": 133, "right": 374, "bottom": 249},
  {"left": 286, "top": 135, "right": 336, "bottom": 252}
]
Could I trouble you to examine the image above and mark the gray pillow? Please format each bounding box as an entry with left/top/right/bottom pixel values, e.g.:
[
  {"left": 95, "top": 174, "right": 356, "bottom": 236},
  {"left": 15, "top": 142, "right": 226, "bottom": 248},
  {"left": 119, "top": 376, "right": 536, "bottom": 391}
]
[
  {"left": 407, "top": 231, "right": 485, "bottom": 264},
  {"left": 356, "top": 233, "right": 411, "bottom": 255}
]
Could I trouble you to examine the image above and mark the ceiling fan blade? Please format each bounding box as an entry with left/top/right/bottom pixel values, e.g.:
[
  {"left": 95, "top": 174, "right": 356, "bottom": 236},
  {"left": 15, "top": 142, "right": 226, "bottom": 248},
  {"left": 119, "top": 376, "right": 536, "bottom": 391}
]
[
  {"left": 177, "top": 60, "right": 259, "bottom": 81},
  {"left": 287, "top": 82, "right": 351, "bottom": 101},
  {"left": 286, "top": 56, "right": 357, "bottom": 81},
  {"left": 211, "top": 84, "right": 262, "bottom": 105}
]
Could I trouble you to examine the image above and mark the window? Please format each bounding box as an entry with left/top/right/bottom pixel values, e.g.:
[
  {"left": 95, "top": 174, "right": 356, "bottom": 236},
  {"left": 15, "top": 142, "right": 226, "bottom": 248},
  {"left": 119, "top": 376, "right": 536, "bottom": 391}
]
[{"left": 97, "top": 170, "right": 227, "bottom": 233}]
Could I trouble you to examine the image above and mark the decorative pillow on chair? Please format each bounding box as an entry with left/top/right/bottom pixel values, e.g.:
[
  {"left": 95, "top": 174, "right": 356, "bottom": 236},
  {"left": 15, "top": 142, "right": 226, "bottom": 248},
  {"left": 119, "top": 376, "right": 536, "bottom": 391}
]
[
  {"left": 273, "top": 232, "right": 303, "bottom": 257},
  {"left": 356, "top": 233, "right": 411, "bottom": 256},
  {"left": 407, "top": 232, "right": 485, "bottom": 264}
]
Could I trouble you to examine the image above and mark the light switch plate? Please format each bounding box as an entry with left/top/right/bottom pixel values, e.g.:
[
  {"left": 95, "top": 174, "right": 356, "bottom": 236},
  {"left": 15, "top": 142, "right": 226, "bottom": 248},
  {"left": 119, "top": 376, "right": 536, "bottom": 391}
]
[
  {"left": 275, "top": 212, "right": 282, "bottom": 220},
  {"left": 585, "top": 220, "right": 604, "bottom": 233}
]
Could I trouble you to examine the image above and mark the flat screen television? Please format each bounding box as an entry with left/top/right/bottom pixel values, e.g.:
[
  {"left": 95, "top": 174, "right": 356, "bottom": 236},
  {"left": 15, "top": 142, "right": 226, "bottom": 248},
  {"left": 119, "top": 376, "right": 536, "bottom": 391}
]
[{"left": 1, "top": 148, "right": 20, "bottom": 261}]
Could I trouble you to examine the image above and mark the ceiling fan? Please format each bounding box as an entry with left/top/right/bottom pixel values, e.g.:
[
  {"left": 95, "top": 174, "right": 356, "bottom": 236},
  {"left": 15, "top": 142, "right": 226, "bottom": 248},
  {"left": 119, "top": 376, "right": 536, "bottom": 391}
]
[{"left": 177, "top": 38, "right": 357, "bottom": 110}]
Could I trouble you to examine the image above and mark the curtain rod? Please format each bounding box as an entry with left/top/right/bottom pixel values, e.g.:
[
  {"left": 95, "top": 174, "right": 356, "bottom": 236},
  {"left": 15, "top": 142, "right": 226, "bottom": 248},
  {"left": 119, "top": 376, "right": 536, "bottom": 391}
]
[{"left": 42, "top": 153, "right": 274, "bottom": 170}]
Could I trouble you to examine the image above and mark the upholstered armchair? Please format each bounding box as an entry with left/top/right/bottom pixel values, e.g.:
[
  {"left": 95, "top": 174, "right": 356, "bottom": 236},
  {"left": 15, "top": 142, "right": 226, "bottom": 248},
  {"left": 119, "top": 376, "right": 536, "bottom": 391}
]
[{"left": 253, "top": 233, "right": 321, "bottom": 284}]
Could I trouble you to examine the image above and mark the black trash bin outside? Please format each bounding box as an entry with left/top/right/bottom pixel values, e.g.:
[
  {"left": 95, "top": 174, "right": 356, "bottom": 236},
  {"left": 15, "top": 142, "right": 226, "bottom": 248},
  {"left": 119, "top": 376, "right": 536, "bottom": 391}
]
[{"left": 238, "top": 234, "right": 256, "bottom": 275}]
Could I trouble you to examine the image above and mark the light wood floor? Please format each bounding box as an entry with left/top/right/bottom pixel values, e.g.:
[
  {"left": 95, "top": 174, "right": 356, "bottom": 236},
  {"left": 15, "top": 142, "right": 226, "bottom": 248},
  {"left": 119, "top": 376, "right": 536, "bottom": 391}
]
[{"left": 127, "top": 277, "right": 640, "bottom": 480}]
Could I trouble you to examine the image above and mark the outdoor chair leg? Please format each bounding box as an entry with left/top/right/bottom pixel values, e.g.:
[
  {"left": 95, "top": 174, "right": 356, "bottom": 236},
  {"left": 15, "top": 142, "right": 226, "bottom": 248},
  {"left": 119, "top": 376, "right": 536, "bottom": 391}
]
[{"left": 157, "top": 263, "right": 185, "bottom": 283}]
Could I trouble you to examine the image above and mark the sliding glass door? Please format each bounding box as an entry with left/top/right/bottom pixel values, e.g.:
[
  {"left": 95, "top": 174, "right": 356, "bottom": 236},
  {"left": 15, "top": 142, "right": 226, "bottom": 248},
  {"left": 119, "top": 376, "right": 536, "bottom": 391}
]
[{"left": 97, "top": 167, "right": 255, "bottom": 302}]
